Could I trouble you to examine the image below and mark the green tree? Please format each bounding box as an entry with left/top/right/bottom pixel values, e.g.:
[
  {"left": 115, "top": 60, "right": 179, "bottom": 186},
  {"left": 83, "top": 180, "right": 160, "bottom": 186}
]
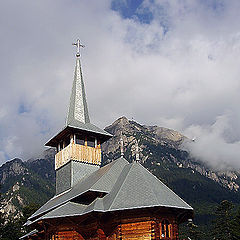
[
  {"left": 0, "top": 220, "right": 20, "bottom": 240},
  {"left": 187, "top": 220, "right": 205, "bottom": 240},
  {"left": 231, "top": 207, "right": 240, "bottom": 240},
  {"left": 212, "top": 200, "right": 234, "bottom": 240},
  {"left": 19, "top": 203, "right": 40, "bottom": 234}
]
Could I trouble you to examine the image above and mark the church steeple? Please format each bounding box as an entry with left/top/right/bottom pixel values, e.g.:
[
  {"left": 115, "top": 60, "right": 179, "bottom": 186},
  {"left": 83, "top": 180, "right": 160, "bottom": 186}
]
[
  {"left": 45, "top": 39, "right": 112, "bottom": 195},
  {"left": 66, "top": 55, "right": 90, "bottom": 125}
]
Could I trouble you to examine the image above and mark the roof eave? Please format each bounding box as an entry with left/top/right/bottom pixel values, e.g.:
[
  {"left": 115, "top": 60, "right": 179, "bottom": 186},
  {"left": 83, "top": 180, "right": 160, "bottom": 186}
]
[
  {"left": 30, "top": 204, "right": 193, "bottom": 223},
  {"left": 45, "top": 125, "right": 112, "bottom": 147},
  {"left": 45, "top": 126, "right": 70, "bottom": 147}
]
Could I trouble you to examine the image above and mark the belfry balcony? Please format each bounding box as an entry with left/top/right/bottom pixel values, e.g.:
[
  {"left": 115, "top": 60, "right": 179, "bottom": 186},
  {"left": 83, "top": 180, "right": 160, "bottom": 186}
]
[{"left": 55, "top": 143, "right": 101, "bottom": 170}]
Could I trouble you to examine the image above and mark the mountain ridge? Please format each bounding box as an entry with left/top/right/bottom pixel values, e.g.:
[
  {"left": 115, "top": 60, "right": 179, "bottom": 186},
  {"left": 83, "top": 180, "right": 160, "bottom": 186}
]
[{"left": 0, "top": 116, "right": 240, "bottom": 226}]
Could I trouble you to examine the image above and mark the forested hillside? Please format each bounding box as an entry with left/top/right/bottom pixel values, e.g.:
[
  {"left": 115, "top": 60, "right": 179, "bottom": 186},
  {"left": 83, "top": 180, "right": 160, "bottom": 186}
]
[{"left": 1, "top": 117, "right": 240, "bottom": 239}]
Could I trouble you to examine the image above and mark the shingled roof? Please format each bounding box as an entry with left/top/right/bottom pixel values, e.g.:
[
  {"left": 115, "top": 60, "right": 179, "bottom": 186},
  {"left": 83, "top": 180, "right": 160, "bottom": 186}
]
[
  {"left": 66, "top": 57, "right": 90, "bottom": 125},
  {"left": 27, "top": 157, "right": 192, "bottom": 225},
  {"left": 45, "top": 57, "right": 111, "bottom": 147}
]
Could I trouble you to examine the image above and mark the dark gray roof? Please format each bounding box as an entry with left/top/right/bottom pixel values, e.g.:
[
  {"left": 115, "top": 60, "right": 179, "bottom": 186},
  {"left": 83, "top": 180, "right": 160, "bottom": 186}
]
[
  {"left": 65, "top": 58, "right": 112, "bottom": 137},
  {"left": 28, "top": 158, "right": 192, "bottom": 224},
  {"left": 29, "top": 157, "right": 129, "bottom": 221},
  {"left": 67, "top": 120, "right": 112, "bottom": 137},
  {"left": 42, "top": 202, "right": 86, "bottom": 219},
  {"left": 101, "top": 162, "right": 192, "bottom": 211},
  {"left": 45, "top": 57, "right": 112, "bottom": 147},
  {"left": 19, "top": 229, "right": 38, "bottom": 239},
  {"left": 66, "top": 58, "right": 90, "bottom": 125}
]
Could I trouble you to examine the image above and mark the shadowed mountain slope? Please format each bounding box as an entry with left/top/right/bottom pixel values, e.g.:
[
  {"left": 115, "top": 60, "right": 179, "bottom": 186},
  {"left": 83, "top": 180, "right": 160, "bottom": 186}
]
[{"left": 1, "top": 117, "right": 240, "bottom": 227}]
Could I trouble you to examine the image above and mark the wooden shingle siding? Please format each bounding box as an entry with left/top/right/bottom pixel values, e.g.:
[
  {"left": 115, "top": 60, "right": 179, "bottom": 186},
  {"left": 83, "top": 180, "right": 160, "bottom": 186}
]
[{"left": 55, "top": 143, "right": 101, "bottom": 169}]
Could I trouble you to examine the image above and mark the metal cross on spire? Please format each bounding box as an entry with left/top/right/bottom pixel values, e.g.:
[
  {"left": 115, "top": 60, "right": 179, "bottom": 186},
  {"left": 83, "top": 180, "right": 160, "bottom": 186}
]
[{"left": 72, "top": 39, "right": 85, "bottom": 57}]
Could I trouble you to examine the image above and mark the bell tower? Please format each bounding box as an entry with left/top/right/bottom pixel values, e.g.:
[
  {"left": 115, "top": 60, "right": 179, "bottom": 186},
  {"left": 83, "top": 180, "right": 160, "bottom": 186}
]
[{"left": 45, "top": 40, "right": 112, "bottom": 195}]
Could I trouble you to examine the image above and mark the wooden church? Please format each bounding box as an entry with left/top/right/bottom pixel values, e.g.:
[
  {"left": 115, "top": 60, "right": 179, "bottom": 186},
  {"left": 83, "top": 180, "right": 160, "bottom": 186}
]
[{"left": 20, "top": 40, "right": 193, "bottom": 240}]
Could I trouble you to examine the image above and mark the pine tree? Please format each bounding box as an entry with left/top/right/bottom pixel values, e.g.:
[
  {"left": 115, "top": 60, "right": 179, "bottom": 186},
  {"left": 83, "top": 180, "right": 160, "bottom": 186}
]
[
  {"left": 231, "top": 207, "right": 240, "bottom": 240},
  {"left": 188, "top": 221, "right": 204, "bottom": 240},
  {"left": 0, "top": 213, "right": 5, "bottom": 239},
  {"left": 0, "top": 220, "right": 20, "bottom": 240},
  {"left": 212, "top": 200, "right": 234, "bottom": 240},
  {"left": 19, "top": 203, "right": 40, "bottom": 234}
]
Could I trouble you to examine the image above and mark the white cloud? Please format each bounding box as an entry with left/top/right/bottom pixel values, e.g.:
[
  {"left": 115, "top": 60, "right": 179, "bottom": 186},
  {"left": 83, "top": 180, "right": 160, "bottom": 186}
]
[
  {"left": 0, "top": 151, "right": 6, "bottom": 166},
  {"left": 0, "top": 0, "right": 240, "bottom": 168},
  {"left": 182, "top": 115, "right": 240, "bottom": 169}
]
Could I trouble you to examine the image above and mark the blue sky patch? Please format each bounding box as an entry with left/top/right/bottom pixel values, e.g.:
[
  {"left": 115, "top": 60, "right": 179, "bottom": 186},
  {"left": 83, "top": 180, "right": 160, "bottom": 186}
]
[
  {"left": 18, "top": 103, "right": 30, "bottom": 114},
  {"left": 201, "top": 0, "right": 225, "bottom": 12},
  {"left": 111, "top": 0, "right": 154, "bottom": 24}
]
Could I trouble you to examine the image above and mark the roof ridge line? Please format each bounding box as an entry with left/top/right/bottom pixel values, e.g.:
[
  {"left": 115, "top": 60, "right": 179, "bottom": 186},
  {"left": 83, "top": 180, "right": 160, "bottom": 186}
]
[
  {"left": 107, "top": 163, "right": 133, "bottom": 210},
  {"left": 89, "top": 159, "right": 123, "bottom": 191}
]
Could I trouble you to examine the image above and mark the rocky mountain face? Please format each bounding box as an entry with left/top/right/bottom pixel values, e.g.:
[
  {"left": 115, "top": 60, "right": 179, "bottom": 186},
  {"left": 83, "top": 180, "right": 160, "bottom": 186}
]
[
  {"left": 0, "top": 116, "right": 240, "bottom": 225},
  {"left": 102, "top": 117, "right": 240, "bottom": 192},
  {"left": 102, "top": 117, "right": 240, "bottom": 224},
  {"left": 0, "top": 151, "right": 55, "bottom": 220}
]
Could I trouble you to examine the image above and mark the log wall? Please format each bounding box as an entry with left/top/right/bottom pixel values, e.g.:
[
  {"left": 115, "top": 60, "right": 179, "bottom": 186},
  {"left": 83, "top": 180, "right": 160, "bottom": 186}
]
[
  {"left": 120, "top": 221, "right": 152, "bottom": 239},
  {"left": 49, "top": 230, "right": 84, "bottom": 240},
  {"left": 33, "top": 217, "right": 179, "bottom": 240}
]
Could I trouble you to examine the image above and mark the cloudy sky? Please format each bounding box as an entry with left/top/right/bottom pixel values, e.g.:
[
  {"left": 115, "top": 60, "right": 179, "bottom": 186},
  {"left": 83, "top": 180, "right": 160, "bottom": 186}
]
[{"left": 0, "top": 0, "right": 240, "bottom": 168}]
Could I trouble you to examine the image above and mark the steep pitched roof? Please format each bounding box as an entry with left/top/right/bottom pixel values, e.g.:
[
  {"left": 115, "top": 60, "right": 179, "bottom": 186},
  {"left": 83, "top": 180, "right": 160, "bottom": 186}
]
[
  {"left": 45, "top": 56, "right": 112, "bottom": 147},
  {"left": 66, "top": 58, "right": 90, "bottom": 125},
  {"left": 28, "top": 158, "right": 192, "bottom": 223},
  {"left": 101, "top": 162, "right": 192, "bottom": 211}
]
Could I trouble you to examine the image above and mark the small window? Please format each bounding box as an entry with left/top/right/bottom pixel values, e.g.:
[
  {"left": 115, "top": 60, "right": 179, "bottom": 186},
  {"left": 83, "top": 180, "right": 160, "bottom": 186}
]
[
  {"left": 87, "top": 137, "right": 95, "bottom": 148},
  {"left": 76, "top": 135, "right": 85, "bottom": 145},
  {"left": 161, "top": 219, "right": 170, "bottom": 238}
]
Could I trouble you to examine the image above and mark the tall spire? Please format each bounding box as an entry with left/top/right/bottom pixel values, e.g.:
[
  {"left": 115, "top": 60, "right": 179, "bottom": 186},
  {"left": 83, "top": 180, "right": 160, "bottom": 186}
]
[
  {"left": 66, "top": 40, "right": 90, "bottom": 125},
  {"left": 45, "top": 39, "right": 112, "bottom": 149}
]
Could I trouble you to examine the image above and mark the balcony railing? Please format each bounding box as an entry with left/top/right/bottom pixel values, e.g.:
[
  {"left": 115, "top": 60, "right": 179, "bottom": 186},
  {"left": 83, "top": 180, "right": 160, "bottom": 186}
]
[{"left": 55, "top": 143, "right": 101, "bottom": 170}]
